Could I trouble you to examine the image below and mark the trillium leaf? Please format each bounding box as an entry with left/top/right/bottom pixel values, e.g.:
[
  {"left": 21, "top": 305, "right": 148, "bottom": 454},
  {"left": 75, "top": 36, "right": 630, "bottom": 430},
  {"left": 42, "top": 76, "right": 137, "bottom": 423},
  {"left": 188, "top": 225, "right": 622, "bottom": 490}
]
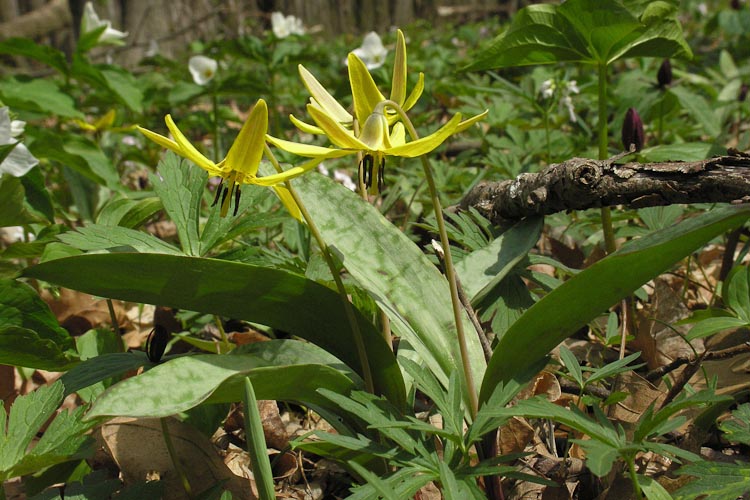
[
  {"left": 480, "top": 205, "right": 750, "bottom": 403},
  {"left": 465, "top": 0, "right": 691, "bottom": 72},
  {"left": 23, "top": 252, "right": 404, "bottom": 408}
]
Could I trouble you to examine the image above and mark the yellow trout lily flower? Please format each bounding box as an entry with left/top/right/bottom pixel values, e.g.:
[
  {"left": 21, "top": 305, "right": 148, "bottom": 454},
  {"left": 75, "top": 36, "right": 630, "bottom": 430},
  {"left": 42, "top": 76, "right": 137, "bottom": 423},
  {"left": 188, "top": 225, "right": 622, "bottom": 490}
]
[
  {"left": 137, "top": 99, "right": 317, "bottom": 218},
  {"left": 268, "top": 100, "right": 486, "bottom": 193},
  {"left": 291, "top": 29, "right": 425, "bottom": 136}
]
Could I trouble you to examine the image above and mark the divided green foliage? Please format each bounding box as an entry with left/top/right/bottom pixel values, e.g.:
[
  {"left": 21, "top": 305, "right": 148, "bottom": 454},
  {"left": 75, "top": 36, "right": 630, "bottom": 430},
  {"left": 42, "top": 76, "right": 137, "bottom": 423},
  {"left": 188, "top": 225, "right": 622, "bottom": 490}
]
[
  {"left": 0, "top": 381, "right": 94, "bottom": 481},
  {"left": 24, "top": 254, "right": 404, "bottom": 408},
  {"left": 0, "top": 279, "right": 78, "bottom": 370},
  {"left": 481, "top": 204, "right": 750, "bottom": 403}
]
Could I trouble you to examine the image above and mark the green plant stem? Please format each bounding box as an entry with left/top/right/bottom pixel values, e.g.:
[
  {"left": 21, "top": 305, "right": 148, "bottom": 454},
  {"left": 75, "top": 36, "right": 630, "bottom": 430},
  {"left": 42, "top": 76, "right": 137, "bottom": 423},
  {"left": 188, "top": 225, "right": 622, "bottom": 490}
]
[
  {"left": 212, "top": 89, "right": 220, "bottom": 164},
  {"left": 626, "top": 456, "right": 644, "bottom": 500},
  {"left": 242, "top": 378, "right": 276, "bottom": 500},
  {"left": 383, "top": 100, "right": 479, "bottom": 419},
  {"left": 657, "top": 95, "right": 664, "bottom": 143},
  {"left": 264, "top": 145, "right": 375, "bottom": 395},
  {"left": 214, "top": 315, "right": 231, "bottom": 353},
  {"left": 160, "top": 418, "right": 193, "bottom": 499},
  {"left": 597, "top": 63, "right": 616, "bottom": 255},
  {"left": 106, "top": 298, "right": 119, "bottom": 334},
  {"left": 544, "top": 110, "right": 551, "bottom": 163}
]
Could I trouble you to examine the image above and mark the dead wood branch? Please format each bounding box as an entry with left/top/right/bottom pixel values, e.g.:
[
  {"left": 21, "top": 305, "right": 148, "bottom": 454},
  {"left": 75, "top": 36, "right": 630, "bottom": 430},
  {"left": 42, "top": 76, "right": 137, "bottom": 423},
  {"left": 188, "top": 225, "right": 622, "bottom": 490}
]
[{"left": 461, "top": 149, "right": 750, "bottom": 225}]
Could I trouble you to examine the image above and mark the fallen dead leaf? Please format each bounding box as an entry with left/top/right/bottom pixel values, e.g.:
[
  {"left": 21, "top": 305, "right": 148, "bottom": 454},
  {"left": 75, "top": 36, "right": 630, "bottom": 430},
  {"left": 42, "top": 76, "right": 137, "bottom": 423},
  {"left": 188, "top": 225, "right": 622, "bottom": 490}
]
[{"left": 96, "top": 417, "right": 255, "bottom": 500}]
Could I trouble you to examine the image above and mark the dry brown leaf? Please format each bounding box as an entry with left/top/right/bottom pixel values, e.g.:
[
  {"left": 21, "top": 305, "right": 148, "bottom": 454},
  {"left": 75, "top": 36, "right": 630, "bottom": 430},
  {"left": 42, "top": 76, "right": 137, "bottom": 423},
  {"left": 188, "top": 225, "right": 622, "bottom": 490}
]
[
  {"left": 498, "top": 416, "right": 535, "bottom": 455},
  {"left": 40, "top": 288, "right": 131, "bottom": 336},
  {"left": 611, "top": 371, "right": 664, "bottom": 425},
  {"left": 97, "top": 417, "right": 255, "bottom": 500}
]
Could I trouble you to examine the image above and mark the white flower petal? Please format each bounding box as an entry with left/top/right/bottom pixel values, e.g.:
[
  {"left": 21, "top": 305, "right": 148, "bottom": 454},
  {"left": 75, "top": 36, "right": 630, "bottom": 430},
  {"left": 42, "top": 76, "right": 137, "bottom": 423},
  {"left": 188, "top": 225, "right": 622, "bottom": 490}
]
[
  {"left": 272, "top": 12, "right": 304, "bottom": 38},
  {"left": 81, "top": 2, "right": 127, "bottom": 46},
  {"left": 1, "top": 142, "right": 39, "bottom": 177},
  {"left": 10, "top": 120, "right": 25, "bottom": 138},
  {"left": 189, "top": 55, "right": 218, "bottom": 85},
  {"left": 348, "top": 32, "right": 387, "bottom": 70}
]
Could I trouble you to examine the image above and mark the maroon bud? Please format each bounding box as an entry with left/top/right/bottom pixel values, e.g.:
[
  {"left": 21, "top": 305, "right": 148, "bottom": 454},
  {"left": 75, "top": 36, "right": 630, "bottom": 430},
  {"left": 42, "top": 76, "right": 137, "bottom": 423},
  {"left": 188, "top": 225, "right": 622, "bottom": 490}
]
[
  {"left": 739, "top": 83, "right": 748, "bottom": 102},
  {"left": 731, "top": 0, "right": 741, "bottom": 10},
  {"left": 657, "top": 59, "right": 672, "bottom": 88},
  {"left": 622, "top": 108, "right": 645, "bottom": 152}
]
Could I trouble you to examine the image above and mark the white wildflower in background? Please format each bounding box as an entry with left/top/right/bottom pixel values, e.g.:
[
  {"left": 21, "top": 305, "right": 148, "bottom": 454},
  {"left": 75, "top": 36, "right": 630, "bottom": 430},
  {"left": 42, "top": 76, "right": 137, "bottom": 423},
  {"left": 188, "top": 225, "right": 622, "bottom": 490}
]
[
  {"left": 0, "top": 107, "right": 38, "bottom": 178},
  {"left": 188, "top": 56, "right": 218, "bottom": 86},
  {"left": 348, "top": 32, "right": 388, "bottom": 70},
  {"left": 81, "top": 2, "right": 128, "bottom": 46},
  {"left": 271, "top": 12, "right": 305, "bottom": 38},
  {"left": 333, "top": 169, "right": 357, "bottom": 191},
  {"left": 539, "top": 78, "right": 580, "bottom": 123}
]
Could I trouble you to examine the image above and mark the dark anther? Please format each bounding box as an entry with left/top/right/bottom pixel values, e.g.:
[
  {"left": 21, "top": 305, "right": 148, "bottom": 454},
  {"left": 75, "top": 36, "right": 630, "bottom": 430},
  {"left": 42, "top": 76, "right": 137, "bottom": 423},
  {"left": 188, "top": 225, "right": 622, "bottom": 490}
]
[
  {"left": 220, "top": 184, "right": 230, "bottom": 208},
  {"left": 361, "top": 155, "right": 374, "bottom": 188},
  {"left": 233, "top": 186, "right": 242, "bottom": 216},
  {"left": 146, "top": 325, "right": 169, "bottom": 363},
  {"left": 377, "top": 158, "right": 385, "bottom": 193},
  {"left": 211, "top": 180, "right": 224, "bottom": 207}
]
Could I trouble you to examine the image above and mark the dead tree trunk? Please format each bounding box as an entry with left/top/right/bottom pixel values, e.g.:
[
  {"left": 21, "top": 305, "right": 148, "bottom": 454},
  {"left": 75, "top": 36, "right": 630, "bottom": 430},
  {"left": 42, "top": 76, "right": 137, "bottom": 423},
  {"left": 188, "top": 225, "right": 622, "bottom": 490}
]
[{"left": 460, "top": 150, "right": 750, "bottom": 225}]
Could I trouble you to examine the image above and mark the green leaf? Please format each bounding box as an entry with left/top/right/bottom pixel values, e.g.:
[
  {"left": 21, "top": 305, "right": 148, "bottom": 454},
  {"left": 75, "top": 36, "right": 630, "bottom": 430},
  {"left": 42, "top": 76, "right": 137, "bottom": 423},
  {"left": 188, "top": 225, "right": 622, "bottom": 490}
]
[
  {"left": 0, "top": 175, "right": 37, "bottom": 227},
  {"left": 24, "top": 253, "right": 404, "bottom": 408},
  {"left": 465, "top": 0, "right": 690, "bottom": 72},
  {"left": 719, "top": 404, "right": 750, "bottom": 446},
  {"left": 454, "top": 217, "right": 542, "bottom": 303},
  {"left": 480, "top": 205, "right": 750, "bottom": 403},
  {"left": 0, "top": 279, "right": 77, "bottom": 370},
  {"left": 96, "top": 196, "right": 163, "bottom": 229},
  {"left": 86, "top": 340, "right": 357, "bottom": 419},
  {"left": 242, "top": 378, "right": 276, "bottom": 500},
  {"left": 0, "top": 38, "right": 68, "bottom": 74},
  {"left": 638, "top": 142, "right": 724, "bottom": 162},
  {"left": 724, "top": 265, "right": 750, "bottom": 323},
  {"left": 0, "top": 381, "right": 93, "bottom": 481},
  {"left": 21, "top": 167, "right": 55, "bottom": 223},
  {"left": 294, "top": 173, "right": 484, "bottom": 408},
  {"left": 685, "top": 316, "right": 748, "bottom": 341},
  {"left": 558, "top": 346, "right": 584, "bottom": 388},
  {"left": 668, "top": 87, "right": 721, "bottom": 138},
  {"left": 61, "top": 352, "right": 150, "bottom": 397},
  {"left": 57, "top": 224, "right": 183, "bottom": 255},
  {"left": 100, "top": 68, "right": 144, "bottom": 113},
  {"left": 150, "top": 154, "right": 204, "bottom": 256},
  {"left": 0, "top": 78, "right": 83, "bottom": 118},
  {"left": 574, "top": 438, "right": 620, "bottom": 477},
  {"left": 675, "top": 462, "right": 750, "bottom": 500}
]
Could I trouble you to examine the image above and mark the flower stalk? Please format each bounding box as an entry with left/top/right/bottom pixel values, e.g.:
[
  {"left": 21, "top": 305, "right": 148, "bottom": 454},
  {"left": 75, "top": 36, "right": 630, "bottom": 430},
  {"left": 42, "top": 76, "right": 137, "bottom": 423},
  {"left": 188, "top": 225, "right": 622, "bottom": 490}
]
[
  {"left": 383, "top": 100, "right": 479, "bottom": 418},
  {"left": 264, "top": 145, "right": 375, "bottom": 395},
  {"left": 598, "top": 63, "right": 616, "bottom": 255}
]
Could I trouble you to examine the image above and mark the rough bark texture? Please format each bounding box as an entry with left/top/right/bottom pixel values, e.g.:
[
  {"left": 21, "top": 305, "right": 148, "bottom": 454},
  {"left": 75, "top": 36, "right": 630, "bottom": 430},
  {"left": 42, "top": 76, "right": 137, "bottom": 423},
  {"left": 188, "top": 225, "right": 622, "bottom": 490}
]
[
  {"left": 460, "top": 150, "right": 750, "bottom": 225},
  {"left": 0, "top": 0, "right": 69, "bottom": 39}
]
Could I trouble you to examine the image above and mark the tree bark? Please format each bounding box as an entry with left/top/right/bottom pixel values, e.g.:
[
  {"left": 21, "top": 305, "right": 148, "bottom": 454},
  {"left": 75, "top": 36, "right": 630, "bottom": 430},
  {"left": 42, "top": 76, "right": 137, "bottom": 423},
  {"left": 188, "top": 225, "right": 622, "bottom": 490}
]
[
  {"left": 0, "top": 0, "right": 70, "bottom": 40},
  {"left": 460, "top": 150, "right": 750, "bottom": 225}
]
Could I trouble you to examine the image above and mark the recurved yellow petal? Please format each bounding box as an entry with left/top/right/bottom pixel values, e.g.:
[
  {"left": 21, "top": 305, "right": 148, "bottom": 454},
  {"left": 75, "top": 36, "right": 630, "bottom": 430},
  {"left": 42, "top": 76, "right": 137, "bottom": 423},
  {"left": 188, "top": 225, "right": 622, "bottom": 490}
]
[
  {"left": 402, "top": 72, "right": 425, "bottom": 112},
  {"left": 348, "top": 53, "right": 386, "bottom": 126},
  {"left": 299, "top": 65, "right": 352, "bottom": 125},
  {"left": 390, "top": 30, "right": 407, "bottom": 106},
  {"left": 225, "top": 99, "right": 267, "bottom": 177},
  {"left": 271, "top": 185, "right": 302, "bottom": 221},
  {"left": 308, "top": 105, "right": 368, "bottom": 151},
  {"left": 249, "top": 157, "right": 322, "bottom": 186},
  {"left": 385, "top": 113, "right": 462, "bottom": 158},
  {"left": 136, "top": 126, "right": 180, "bottom": 153},
  {"left": 265, "top": 135, "right": 353, "bottom": 159},
  {"left": 455, "top": 110, "right": 489, "bottom": 134},
  {"left": 164, "top": 115, "right": 215, "bottom": 171},
  {"left": 289, "top": 113, "right": 324, "bottom": 135}
]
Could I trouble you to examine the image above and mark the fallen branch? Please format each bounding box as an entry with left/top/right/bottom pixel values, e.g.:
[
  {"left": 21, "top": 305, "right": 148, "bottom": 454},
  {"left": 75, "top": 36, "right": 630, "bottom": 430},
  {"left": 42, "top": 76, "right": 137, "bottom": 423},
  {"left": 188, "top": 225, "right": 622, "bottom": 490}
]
[{"left": 461, "top": 149, "right": 750, "bottom": 225}]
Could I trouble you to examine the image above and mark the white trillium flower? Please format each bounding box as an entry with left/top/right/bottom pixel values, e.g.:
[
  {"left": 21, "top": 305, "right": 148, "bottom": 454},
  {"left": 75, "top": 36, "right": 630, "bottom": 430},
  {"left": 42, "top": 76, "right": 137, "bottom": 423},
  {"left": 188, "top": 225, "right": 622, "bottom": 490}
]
[
  {"left": 81, "top": 2, "right": 128, "bottom": 46},
  {"left": 188, "top": 55, "right": 218, "bottom": 86},
  {"left": 0, "top": 107, "right": 39, "bottom": 178},
  {"left": 271, "top": 12, "right": 305, "bottom": 38},
  {"left": 10, "top": 119, "right": 25, "bottom": 138},
  {"left": 348, "top": 32, "right": 388, "bottom": 70}
]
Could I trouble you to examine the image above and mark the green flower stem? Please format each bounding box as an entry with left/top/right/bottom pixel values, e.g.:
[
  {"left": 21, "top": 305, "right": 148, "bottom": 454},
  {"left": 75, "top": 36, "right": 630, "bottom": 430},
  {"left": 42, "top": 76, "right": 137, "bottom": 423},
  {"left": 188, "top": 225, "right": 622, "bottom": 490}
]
[
  {"left": 242, "top": 378, "right": 277, "bottom": 500},
  {"left": 264, "top": 145, "right": 375, "bottom": 395},
  {"left": 626, "top": 455, "right": 644, "bottom": 500},
  {"left": 214, "top": 315, "right": 231, "bottom": 353},
  {"left": 383, "top": 100, "right": 479, "bottom": 419},
  {"left": 598, "top": 63, "right": 616, "bottom": 255},
  {"left": 212, "top": 89, "right": 220, "bottom": 164},
  {"left": 106, "top": 299, "right": 119, "bottom": 334},
  {"left": 160, "top": 418, "right": 193, "bottom": 499}
]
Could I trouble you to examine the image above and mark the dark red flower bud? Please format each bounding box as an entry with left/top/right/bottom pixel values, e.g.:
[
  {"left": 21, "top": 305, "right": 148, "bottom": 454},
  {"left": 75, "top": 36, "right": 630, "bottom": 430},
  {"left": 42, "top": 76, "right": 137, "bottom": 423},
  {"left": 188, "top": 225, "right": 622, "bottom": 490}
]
[
  {"left": 657, "top": 59, "right": 672, "bottom": 88},
  {"left": 731, "top": 0, "right": 741, "bottom": 10},
  {"left": 739, "top": 83, "right": 748, "bottom": 102},
  {"left": 622, "top": 108, "right": 644, "bottom": 152}
]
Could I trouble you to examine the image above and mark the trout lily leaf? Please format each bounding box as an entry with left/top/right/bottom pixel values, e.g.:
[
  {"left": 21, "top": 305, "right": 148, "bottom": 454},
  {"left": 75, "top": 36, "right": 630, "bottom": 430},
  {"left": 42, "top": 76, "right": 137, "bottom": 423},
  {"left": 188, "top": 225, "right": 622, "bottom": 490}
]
[{"left": 137, "top": 99, "right": 318, "bottom": 219}]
